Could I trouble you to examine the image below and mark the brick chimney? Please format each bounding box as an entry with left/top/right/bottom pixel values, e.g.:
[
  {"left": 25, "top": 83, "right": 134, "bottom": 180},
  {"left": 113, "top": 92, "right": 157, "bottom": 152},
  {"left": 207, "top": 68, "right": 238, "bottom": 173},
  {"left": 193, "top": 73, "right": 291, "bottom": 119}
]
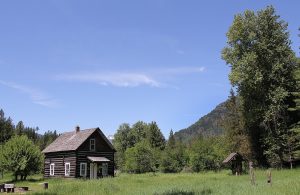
[{"left": 75, "top": 125, "right": 80, "bottom": 133}]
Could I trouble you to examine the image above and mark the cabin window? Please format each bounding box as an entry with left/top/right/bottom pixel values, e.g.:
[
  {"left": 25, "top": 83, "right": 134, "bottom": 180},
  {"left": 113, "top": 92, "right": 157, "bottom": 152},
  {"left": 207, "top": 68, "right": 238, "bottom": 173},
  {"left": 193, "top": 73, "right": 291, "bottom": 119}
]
[
  {"left": 80, "top": 163, "right": 87, "bottom": 177},
  {"left": 50, "top": 163, "right": 55, "bottom": 176},
  {"left": 65, "top": 162, "right": 70, "bottom": 176},
  {"left": 90, "top": 139, "right": 95, "bottom": 151},
  {"left": 102, "top": 163, "right": 108, "bottom": 176}
]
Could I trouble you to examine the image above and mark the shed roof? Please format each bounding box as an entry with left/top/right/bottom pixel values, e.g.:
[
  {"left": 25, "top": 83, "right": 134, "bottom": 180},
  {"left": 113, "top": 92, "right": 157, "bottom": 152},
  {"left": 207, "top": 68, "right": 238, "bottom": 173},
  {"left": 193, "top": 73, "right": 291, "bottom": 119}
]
[
  {"left": 88, "top": 156, "right": 110, "bottom": 162},
  {"left": 222, "top": 152, "right": 243, "bottom": 163},
  {"left": 42, "top": 127, "right": 115, "bottom": 153}
]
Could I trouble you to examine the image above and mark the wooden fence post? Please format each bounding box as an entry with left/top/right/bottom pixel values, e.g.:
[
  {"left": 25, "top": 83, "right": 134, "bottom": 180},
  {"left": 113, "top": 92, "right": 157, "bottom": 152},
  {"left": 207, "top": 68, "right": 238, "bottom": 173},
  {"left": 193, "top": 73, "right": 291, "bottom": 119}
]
[
  {"left": 249, "top": 161, "right": 255, "bottom": 185},
  {"left": 267, "top": 169, "right": 272, "bottom": 186}
]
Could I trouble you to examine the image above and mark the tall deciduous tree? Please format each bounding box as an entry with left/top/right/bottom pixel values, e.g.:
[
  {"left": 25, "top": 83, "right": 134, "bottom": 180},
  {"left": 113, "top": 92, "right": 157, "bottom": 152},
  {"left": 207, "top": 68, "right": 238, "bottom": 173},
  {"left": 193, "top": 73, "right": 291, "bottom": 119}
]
[
  {"left": 113, "top": 123, "right": 132, "bottom": 170},
  {"left": 222, "top": 6, "right": 297, "bottom": 166}
]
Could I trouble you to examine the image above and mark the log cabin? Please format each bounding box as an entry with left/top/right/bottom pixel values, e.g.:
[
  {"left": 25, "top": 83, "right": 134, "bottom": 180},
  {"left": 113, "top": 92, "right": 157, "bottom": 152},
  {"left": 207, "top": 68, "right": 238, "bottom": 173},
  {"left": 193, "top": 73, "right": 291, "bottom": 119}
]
[{"left": 42, "top": 126, "right": 116, "bottom": 179}]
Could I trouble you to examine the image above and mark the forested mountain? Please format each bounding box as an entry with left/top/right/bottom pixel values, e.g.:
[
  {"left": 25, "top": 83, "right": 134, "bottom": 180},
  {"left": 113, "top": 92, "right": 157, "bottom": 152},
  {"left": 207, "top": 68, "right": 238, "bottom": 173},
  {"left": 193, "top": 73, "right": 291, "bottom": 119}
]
[{"left": 174, "top": 101, "right": 228, "bottom": 143}]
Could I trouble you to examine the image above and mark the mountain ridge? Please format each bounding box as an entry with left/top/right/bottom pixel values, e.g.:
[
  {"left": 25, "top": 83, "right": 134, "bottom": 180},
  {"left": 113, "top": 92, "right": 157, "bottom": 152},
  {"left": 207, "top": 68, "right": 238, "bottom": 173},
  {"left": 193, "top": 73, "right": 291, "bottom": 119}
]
[{"left": 174, "top": 101, "right": 228, "bottom": 143}]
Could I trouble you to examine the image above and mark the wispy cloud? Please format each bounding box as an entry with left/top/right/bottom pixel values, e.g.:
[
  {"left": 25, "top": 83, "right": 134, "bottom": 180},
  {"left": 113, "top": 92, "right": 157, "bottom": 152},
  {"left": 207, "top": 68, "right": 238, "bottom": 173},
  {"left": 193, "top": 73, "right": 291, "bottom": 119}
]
[
  {"left": 0, "top": 80, "right": 59, "bottom": 108},
  {"left": 56, "top": 66, "right": 205, "bottom": 88},
  {"left": 56, "top": 72, "right": 161, "bottom": 88},
  {"left": 157, "top": 66, "right": 205, "bottom": 75}
]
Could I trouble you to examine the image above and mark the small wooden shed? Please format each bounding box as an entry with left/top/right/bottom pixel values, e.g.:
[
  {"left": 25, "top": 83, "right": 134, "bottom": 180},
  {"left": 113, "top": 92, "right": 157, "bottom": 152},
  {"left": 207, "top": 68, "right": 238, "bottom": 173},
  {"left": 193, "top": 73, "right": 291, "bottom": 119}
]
[{"left": 223, "top": 152, "right": 244, "bottom": 175}]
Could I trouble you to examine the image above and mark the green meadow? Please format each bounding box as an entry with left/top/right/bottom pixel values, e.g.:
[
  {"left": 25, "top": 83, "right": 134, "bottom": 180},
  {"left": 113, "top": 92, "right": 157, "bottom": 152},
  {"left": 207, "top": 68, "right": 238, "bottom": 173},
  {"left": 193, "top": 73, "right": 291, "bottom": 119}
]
[{"left": 1, "top": 169, "right": 299, "bottom": 195}]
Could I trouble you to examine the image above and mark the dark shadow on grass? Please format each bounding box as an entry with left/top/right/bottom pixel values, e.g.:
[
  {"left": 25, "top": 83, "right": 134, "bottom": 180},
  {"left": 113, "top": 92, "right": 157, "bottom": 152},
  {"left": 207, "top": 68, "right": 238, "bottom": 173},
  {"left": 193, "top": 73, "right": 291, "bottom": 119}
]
[
  {"left": 200, "top": 189, "right": 212, "bottom": 195},
  {"left": 154, "top": 189, "right": 195, "bottom": 195},
  {"left": 31, "top": 192, "right": 57, "bottom": 195},
  {"left": 154, "top": 188, "right": 212, "bottom": 195},
  {"left": 27, "top": 178, "right": 45, "bottom": 182}
]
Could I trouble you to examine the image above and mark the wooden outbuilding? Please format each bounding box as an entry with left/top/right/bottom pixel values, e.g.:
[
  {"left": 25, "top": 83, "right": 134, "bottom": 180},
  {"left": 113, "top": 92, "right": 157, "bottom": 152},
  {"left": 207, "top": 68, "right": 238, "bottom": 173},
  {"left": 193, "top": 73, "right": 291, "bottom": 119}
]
[
  {"left": 223, "top": 152, "right": 244, "bottom": 175},
  {"left": 42, "top": 126, "right": 116, "bottom": 179}
]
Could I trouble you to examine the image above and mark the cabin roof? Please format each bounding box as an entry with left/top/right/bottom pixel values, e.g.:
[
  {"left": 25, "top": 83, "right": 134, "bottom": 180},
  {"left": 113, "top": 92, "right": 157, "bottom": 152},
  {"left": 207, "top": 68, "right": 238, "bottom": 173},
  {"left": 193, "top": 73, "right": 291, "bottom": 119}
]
[
  {"left": 42, "top": 127, "right": 115, "bottom": 153},
  {"left": 222, "top": 152, "right": 243, "bottom": 163}
]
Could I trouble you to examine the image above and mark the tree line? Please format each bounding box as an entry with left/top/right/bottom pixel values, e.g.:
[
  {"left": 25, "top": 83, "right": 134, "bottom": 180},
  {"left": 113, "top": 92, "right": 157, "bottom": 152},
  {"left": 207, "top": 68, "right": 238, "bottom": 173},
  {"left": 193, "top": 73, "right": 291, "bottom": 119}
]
[
  {"left": 0, "top": 109, "right": 58, "bottom": 150},
  {"left": 113, "top": 121, "right": 229, "bottom": 173}
]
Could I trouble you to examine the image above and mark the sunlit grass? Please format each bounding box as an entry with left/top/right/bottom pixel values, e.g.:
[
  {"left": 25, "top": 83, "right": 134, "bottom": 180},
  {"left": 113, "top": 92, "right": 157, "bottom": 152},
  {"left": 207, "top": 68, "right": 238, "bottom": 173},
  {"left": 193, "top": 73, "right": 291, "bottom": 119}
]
[{"left": 1, "top": 169, "right": 299, "bottom": 194}]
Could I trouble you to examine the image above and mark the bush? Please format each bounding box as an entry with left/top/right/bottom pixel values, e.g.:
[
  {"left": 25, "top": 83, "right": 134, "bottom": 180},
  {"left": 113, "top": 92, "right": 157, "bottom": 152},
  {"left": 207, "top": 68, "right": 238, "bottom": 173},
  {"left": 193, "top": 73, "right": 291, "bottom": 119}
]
[
  {"left": 0, "top": 135, "right": 43, "bottom": 180},
  {"left": 124, "top": 141, "right": 155, "bottom": 173}
]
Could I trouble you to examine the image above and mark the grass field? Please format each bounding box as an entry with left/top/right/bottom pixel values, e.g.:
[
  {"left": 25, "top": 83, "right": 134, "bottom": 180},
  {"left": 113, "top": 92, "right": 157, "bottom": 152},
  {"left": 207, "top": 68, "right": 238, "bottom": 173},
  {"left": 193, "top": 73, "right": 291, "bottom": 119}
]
[{"left": 1, "top": 169, "right": 299, "bottom": 195}]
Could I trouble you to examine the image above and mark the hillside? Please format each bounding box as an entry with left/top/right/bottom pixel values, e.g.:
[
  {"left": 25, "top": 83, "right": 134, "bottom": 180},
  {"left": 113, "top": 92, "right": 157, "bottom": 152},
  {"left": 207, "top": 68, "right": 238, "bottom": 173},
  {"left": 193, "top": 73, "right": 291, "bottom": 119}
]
[{"left": 174, "top": 101, "right": 228, "bottom": 143}]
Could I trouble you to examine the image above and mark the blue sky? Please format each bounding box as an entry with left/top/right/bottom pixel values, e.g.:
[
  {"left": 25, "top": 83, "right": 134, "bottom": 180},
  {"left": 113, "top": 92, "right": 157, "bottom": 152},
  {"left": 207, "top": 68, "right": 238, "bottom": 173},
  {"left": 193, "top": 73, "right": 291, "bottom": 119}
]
[{"left": 0, "top": 1, "right": 299, "bottom": 137}]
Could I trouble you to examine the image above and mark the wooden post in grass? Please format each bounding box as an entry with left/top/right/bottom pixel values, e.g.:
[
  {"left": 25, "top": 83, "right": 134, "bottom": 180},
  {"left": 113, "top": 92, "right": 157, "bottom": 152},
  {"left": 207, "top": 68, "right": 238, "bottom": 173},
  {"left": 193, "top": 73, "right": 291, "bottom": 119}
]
[
  {"left": 249, "top": 161, "right": 255, "bottom": 185},
  {"left": 267, "top": 169, "right": 272, "bottom": 186}
]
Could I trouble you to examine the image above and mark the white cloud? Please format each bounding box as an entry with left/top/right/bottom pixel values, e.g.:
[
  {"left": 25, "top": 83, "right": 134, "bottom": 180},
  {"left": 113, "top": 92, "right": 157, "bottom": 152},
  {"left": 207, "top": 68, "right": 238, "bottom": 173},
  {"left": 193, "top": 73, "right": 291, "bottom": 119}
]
[
  {"left": 56, "top": 72, "right": 161, "bottom": 88},
  {"left": 0, "top": 80, "right": 59, "bottom": 108},
  {"left": 158, "top": 67, "right": 205, "bottom": 75},
  {"left": 56, "top": 66, "right": 205, "bottom": 88}
]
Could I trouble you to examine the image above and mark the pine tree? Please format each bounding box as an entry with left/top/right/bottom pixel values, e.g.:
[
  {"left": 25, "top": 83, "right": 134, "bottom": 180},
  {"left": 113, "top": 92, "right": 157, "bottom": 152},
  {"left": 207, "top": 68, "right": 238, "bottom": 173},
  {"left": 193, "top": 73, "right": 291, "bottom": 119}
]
[{"left": 167, "top": 129, "right": 176, "bottom": 149}]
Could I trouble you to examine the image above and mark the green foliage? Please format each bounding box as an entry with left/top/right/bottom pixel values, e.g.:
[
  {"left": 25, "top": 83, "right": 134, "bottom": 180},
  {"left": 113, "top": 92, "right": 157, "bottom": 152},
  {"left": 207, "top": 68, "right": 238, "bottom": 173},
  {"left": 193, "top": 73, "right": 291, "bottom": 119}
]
[
  {"left": 0, "top": 135, "right": 43, "bottom": 180},
  {"left": 167, "top": 129, "right": 176, "bottom": 149},
  {"left": 286, "top": 65, "right": 300, "bottom": 162},
  {"left": 147, "top": 121, "right": 166, "bottom": 150},
  {"left": 0, "top": 109, "right": 14, "bottom": 143},
  {"left": 222, "top": 89, "right": 251, "bottom": 160},
  {"left": 124, "top": 141, "right": 155, "bottom": 173},
  {"left": 188, "top": 136, "right": 228, "bottom": 172},
  {"left": 160, "top": 134, "right": 187, "bottom": 173},
  {"left": 114, "top": 121, "right": 166, "bottom": 171},
  {"left": 222, "top": 6, "right": 298, "bottom": 166},
  {"left": 113, "top": 123, "right": 132, "bottom": 170}
]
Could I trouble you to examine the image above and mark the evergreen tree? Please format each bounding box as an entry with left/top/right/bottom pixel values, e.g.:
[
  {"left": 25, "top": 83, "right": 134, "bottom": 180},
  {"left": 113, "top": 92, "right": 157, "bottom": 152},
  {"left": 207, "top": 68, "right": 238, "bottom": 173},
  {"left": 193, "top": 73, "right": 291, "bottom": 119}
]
[
  {"left": 223, "top": 89, "right": 251, "bottom": 160},
  {"left": 0, "top": 109, "right": 14, "bottom": 143},
  {"left": 15, "top": 121, "right": 25, "bottom": 136},
  {"left": 146, "top": 121, "right": 166, "bottom": 150},
  {"left": 286, "top": 60, "right": 300, "bottom": 167},
  {"left": 167, "top": 129, "right": 176, "bottom": 149}
]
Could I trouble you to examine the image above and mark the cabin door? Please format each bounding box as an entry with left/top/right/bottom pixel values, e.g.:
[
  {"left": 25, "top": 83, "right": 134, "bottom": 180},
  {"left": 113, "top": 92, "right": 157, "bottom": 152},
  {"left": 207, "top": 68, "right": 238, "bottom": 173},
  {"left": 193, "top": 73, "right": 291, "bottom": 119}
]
[{"left": 90, "top": 163, "right": 97, "bottom": 179}]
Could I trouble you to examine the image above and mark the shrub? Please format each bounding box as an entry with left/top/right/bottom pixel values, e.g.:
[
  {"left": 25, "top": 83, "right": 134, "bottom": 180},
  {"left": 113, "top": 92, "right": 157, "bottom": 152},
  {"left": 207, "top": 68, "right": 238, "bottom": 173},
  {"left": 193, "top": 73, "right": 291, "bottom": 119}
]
[
  {"left": 0, "top": 135, "right": 43, "bottom": 180},
  {"left": 124, "top": 141, "right": 155, "bottom": 173}
]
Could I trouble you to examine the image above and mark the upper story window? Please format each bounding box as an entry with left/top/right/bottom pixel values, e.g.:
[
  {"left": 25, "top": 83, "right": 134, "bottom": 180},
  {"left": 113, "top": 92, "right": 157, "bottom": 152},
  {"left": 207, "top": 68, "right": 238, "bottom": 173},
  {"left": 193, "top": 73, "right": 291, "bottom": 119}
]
[
  {"left": 50, "top": 163, "right": 55, "bottom": 176},
  {"left": 65, "top": 162, "right": 70, "bottom": 176},
  {"left": 90, "top": 139, "right": 95, "bottom": 151}
]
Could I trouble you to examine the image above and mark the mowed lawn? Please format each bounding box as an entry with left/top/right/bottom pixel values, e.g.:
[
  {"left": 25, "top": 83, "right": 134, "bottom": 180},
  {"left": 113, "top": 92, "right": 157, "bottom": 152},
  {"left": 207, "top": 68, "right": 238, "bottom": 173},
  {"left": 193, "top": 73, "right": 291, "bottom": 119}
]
[{"left": 1, "top": 169, "right": 299, "bottom": 195}]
